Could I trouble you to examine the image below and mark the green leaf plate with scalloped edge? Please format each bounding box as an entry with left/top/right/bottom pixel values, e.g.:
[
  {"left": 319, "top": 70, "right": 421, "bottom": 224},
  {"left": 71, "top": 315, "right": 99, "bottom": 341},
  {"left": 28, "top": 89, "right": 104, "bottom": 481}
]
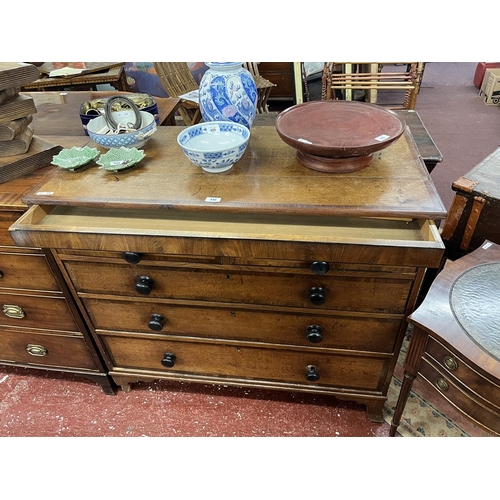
[
  {"left": 51, "top": 146, "right": 100, "bottom": 170},
  {"left": 96, "top": 146, "right": 146, "bottom": 172}
]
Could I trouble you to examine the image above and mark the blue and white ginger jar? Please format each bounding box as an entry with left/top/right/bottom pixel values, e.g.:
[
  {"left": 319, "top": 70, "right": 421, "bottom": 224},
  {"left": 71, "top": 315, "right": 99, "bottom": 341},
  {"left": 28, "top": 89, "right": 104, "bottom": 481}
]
[{"left": 199, "top": 62, "right": 257, "bottom": 129}]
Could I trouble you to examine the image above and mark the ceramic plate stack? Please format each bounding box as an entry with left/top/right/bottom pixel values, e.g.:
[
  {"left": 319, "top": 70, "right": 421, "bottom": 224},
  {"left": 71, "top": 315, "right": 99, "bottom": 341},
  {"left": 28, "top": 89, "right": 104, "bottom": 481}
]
[{"left": 0, "top": 63, "right": 60, "bottom": 183}]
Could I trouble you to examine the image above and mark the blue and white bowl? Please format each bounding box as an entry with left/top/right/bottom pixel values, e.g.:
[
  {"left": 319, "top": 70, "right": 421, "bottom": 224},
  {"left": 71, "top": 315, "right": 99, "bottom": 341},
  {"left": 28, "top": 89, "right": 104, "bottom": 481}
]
[
  {"left": 177, "top": 121, "right": 250, "bottom": 173},
  {"left": 86, "top": 111, "right": 156, "bottom": 149}
]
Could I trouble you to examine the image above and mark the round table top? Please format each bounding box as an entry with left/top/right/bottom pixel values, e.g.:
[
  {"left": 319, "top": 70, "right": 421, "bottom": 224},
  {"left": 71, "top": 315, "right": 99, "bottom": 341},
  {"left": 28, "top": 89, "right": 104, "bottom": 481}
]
[
  {"left": 275, "top": 100, "right": 406, "bottom": 158},
  {"left": 450, "top": 262, "right": 500, "bottom": 361}
]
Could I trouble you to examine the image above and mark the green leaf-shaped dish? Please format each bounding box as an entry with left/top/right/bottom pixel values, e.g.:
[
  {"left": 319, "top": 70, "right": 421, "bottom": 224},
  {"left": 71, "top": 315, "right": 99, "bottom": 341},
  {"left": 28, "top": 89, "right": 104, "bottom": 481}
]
[
  {"left": 51, "top": 146, "right": 99, "bottom": 170},
  {"left": 96, "top": 146, "right": 146, "bottom": 172}
]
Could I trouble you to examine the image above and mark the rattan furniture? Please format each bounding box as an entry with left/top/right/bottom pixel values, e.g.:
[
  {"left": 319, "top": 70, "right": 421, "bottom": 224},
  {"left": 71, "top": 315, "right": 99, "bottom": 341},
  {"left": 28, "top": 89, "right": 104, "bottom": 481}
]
[
  {"left": 153, "top": 62, "right": 202, "bottom": 126},
  {"left": 323, "top": 63, "right": 424, "bottom": 110},
  {"left": 390, "top": 240, "right": 500, "bottom": 437}
]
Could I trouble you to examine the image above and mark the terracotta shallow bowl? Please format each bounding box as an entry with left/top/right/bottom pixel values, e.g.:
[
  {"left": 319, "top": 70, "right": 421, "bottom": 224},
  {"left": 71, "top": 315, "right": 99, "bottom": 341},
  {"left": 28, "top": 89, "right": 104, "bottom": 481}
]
[{"left": 275, "top": 100, "right": 406, "bottom": 173}]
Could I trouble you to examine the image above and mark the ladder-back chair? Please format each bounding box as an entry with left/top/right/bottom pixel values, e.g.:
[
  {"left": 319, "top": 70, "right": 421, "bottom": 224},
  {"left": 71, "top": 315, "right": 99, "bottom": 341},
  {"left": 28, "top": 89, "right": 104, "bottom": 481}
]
[
  {"left": 153, "top": 62, "right": 202, "bottom": 126},
  {"left": 243, "top": 62, "right": 276, "bottom": 114}
]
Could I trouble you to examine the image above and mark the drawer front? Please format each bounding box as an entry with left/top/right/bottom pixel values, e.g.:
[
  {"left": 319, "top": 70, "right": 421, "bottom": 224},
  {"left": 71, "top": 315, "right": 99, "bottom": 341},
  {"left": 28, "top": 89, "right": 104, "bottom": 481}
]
[
  {"left": 83, "top": 297, "right": 402, "bottom": 353},
  {"left": 426, "top": 337, "right": 500, "bottom": 410},
  {"left": 0, "top": 329, "right": 98, "bottom": 370},
  {"left": 0, "top": 291, "right": 80, "bottom": 332},
  {"left": 101, "top": 334, "right": 389, "bottom": 391},
  {"left": 419, "top": 358, "right": 500, "bottom": 435},
  {"left": 0, "top": 251, "right": 60, "bottom": 291},
  {"left": 0, "top": 211, "right": 24, "bottom": 246},
  {"left": 65, "top": 261, "right": 414, "bottom": 313}
]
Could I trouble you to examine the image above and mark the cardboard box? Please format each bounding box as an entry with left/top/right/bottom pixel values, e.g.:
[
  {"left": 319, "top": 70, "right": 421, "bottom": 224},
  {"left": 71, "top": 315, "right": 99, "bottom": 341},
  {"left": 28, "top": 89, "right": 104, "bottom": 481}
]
[
  {"left": 479, "top": 68, "right": 500, "bottom": 105},
  {"left": 474, "top": 62, "right": 500, "bottom": 88}
]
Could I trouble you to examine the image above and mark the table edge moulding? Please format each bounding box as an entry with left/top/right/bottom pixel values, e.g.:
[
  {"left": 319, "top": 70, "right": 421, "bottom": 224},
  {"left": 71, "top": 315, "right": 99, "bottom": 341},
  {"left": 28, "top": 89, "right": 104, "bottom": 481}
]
[{"left": 8, "top": 126, "right": 446, "bottom": 423}]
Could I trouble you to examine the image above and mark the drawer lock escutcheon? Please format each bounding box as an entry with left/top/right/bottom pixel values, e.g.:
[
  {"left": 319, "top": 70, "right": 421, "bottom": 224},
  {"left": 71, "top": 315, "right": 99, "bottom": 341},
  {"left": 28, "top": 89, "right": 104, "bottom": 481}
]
[
  {"left": 26, "top": 344, "right": 48, "bottom": 357},
  {"left": 161, "top": 353, "right": 176, "bottom": 368},
  {"left": 305, "top": 365, "right": 320, "bottom": 382},
  {"left": 435, "top": 377, "right": 449, "bottom": 392},
  {"left": 3, "top": 304, "right": 25, "bottom": 319},
  {"left": 444, "top": 356, "right": 458, "bottom": 371}
]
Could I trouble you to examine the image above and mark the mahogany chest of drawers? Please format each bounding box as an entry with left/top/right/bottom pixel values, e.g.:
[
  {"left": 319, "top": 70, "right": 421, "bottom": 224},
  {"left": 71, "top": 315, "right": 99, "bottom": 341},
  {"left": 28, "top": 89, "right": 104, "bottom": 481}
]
[
  {"left": 10, "top": 126, "right": 446, "bottom": 422},
  {"left": 0, "top": 166, "right": 114, "bottom": 393}
]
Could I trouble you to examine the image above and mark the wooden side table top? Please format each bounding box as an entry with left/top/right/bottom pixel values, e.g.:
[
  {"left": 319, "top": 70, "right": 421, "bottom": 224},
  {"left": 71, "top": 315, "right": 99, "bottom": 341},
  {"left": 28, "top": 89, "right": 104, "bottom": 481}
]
[
  {"left": 22, "top": 126, "right": 447, "bottom": 221},
  {"left": 21, "top": 65, "right": 129, "bottom": 92},
  {"left": 21, "top": 91, "right": 181, "bottom": 149},
  {"left": 396, "top": 110, "right": 443, "bottom": 173}
]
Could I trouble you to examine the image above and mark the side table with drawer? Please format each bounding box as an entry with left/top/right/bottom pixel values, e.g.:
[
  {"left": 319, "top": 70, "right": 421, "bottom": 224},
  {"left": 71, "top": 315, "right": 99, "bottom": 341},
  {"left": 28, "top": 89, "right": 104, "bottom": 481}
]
[
  {"left": 0, "top": 166, "right": 115, "bottom": 393},
  {"left": 10, "top": 126, "right": 446, "bottom": 422},
  {"left": 389, "top": 240, "right": 500, "bottom": 436}
]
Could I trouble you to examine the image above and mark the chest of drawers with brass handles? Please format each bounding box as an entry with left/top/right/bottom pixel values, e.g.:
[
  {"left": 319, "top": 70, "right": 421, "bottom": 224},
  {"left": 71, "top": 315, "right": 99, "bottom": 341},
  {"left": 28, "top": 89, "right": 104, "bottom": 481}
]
[{"left": 0, "top": 203, "right": 114, "bottom": 393}]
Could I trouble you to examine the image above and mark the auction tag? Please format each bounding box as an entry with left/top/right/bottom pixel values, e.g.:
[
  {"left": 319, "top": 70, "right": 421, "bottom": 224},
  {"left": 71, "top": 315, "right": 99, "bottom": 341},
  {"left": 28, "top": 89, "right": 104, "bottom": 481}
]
[
  {"left": 375, "top": 134, "right": 390, "bottom": 141},
  {"left": 36, "top": 191, "right": 54, "bottom": 196},
  {"left": 205, "top": 197, "right": 221, "bottom": 203}
]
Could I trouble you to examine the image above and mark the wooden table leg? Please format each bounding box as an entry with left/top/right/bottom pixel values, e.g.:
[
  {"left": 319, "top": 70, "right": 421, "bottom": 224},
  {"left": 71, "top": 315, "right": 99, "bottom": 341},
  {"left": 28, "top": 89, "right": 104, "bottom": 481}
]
[{"left": 389, "top": 326, "right": 429, "bottom": 436}]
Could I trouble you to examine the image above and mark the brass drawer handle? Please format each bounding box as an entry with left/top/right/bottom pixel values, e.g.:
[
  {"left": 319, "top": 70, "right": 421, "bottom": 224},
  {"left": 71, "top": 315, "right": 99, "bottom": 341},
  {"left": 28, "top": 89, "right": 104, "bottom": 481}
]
[
  {"left": 444, "top": 356, "right": 458, "bottom": 371},
  {"left": 435, "top": 377, "right": 449, "bottom": 392},
  {"left": 26, "top": 344, "right": 48, "bottom": 356},
  {"left": 3, "top": 304, "right": 25, "bottom": 319}
]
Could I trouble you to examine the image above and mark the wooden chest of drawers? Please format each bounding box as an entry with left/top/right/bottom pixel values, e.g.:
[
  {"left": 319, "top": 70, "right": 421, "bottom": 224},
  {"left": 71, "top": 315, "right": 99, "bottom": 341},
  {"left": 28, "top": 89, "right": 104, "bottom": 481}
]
[
  {"left": 10, "top": 126, "right": 446, "bottom": 422},
  {"left": 0, "top": 166, "right": 114, "bottom": 393}
]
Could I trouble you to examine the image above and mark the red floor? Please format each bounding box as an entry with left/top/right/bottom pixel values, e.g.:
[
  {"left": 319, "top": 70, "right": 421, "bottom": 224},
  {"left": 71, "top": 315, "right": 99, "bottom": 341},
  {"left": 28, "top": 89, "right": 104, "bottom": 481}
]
[{"left": 0, "top": 365, "right": 391, "bottom": 437}]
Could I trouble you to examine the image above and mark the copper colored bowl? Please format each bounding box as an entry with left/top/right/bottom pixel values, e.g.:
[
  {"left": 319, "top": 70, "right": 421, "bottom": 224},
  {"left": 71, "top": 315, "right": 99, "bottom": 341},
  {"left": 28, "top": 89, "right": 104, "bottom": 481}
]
[{"left": 275, "top": 100, "right": 406, "bottom": 173}]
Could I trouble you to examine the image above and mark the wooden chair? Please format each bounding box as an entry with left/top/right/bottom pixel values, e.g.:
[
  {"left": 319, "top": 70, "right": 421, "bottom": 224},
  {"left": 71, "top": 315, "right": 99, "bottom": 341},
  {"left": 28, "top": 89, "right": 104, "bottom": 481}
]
[
  {"left": 153, "top": 62, "right": 202, "bottom": 126},
  {"left": 243, "top": 62, "right": 276, "bottom": 114},
  {"left": 322, "top": 62, "right": 424, "bottom": 110}
]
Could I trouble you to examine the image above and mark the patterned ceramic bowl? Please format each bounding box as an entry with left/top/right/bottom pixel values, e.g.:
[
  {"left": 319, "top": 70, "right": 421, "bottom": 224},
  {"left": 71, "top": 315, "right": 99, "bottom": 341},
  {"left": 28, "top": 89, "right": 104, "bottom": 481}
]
[
  {"left": 79, "top": 93, "right": 158, "bottom": 135},
  {"left": 86, "top": 111, "right": 156, "bottom": 149},
  {"left": 177, "top": 121, "right": 250, "bottom": 173}
]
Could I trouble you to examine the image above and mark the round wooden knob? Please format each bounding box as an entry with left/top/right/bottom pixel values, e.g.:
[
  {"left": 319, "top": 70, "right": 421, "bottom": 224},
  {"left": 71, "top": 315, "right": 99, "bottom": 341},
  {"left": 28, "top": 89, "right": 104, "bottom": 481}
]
[
  {"left": 148, "top": 313, "right": 165, "bottom": 331},
  {"left": 161, "top": 353, "right": 176, "bottom": 368},
  {"left": 123, "top": 252, "right": 142, "bottom": 264},
  {"left": 305, "top": 365, "right": 320, "bottom": 382},
  {"left": 310, "top": 261, "right": 330, "bottom": 275},
  {"left": 135, "top": 275, "right": 154, "bottom": 295},
  {"left": 306, "top": 325, "right": 323, "bottom": 343},
  {"left": 308, "top": 286, "right": 326, "bottom": 306}
]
